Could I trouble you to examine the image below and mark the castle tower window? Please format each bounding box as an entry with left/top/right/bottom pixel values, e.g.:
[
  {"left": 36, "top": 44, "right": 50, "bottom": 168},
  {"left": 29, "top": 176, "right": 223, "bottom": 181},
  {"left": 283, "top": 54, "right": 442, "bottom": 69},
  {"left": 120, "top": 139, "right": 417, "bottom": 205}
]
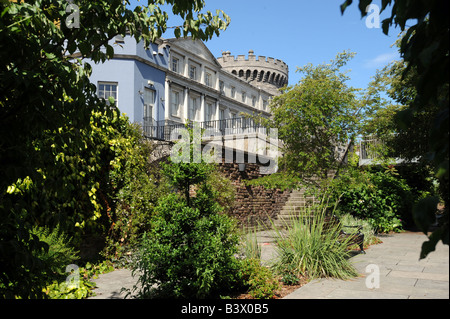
[
  {"left": 246, "top": 70, "right": 251, "bottom": 80},
  {"left": 258, "top": 71, "right": 265, "bottom": 82},
  {"left": 238, "top": 70, "right": 244, "bottom": 78}
]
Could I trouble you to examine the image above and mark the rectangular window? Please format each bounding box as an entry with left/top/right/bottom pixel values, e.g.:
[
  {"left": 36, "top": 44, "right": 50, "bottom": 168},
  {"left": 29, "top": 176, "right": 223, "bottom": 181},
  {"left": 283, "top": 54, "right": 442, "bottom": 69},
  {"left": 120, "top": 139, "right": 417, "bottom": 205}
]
[
  {"left": 189, "top": 65, "right": 197, "bottom": 80},
  {"left": 219, "top": 81, "right": 225, "bottom": 94},
  {"left": 252, "top": 95, "right": 257, "bottom": 107},
  {"left": 205, "top": 72, "right": 211, "bottom": 87},
  {"left": 219, "top": 108, "right": 225, "bottom": 131},
  {"left": 189, "top": 96, "right": 199, "bottom": 121},
  {"left": 170, "top": 90, "right": 180, "bottom": 117},
  {"left": 231, "top": 112, "right": 237, "bottom": 129},
  {"left": 231, "top": 86, "right": 236, "bottom": 98},
  {"left": 143, "top": 88, "right": 155, "bottom": 121},
  {"left": 241, "top": 91, "right": 246, "bottom": 103},
  {"left": 98, "top": 82, "right": 118, "bottom": 105},
  {"left": 263, "top": 100, "right": 268, "bottom": 111},
  {"left": 172, "top": 57, "right": 179, "bottom": 73},
  {"left": 206, "top": 103, "right": 215, "bottom": 122}
]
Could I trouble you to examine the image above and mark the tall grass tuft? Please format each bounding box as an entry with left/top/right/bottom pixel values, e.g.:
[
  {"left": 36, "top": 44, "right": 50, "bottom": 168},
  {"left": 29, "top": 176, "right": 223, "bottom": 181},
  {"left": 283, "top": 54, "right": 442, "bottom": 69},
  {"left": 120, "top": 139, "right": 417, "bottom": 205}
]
[{"left": 272, "top": 199, "right": 359, "bottom": 281}]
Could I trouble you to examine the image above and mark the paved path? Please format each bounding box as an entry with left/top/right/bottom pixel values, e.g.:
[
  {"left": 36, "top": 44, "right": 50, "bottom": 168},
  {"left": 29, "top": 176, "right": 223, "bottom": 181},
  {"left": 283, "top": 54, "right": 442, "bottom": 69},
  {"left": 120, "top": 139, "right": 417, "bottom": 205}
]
[
  {"left": 88, "top": 231, "right": 448, "bottom": 299},
  {"left": 88, "top": 268, "right": 139, "bottom": 299},
  {"left": 283, "top": 231, "right": 449, "bottom": 299}
]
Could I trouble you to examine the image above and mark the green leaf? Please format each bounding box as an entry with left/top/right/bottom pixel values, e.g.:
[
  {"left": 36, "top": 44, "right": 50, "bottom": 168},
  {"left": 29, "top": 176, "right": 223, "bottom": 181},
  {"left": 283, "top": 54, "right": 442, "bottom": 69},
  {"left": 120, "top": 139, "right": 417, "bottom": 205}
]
[{"left": 340, "top": 0, "right": 353, "bottom": 15}]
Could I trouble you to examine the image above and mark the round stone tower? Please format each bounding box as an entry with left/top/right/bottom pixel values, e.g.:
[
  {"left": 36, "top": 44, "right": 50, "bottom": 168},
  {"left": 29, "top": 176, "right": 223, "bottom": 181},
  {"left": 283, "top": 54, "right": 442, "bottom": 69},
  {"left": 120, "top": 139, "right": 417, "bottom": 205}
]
[{"left": 217, "top": 50, "right": 289, "bottom": 96}]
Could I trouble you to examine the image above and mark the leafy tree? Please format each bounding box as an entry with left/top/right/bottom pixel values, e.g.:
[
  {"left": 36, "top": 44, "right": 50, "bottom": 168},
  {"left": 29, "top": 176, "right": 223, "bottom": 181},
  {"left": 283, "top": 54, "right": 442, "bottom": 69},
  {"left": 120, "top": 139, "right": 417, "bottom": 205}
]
[
  {"left": 258, "top": 51, "right": 361, "bottom": 183},
  {"left": 341, "top": 0, "right": 448, "bottom": 258},
  {"left": 0, "top": 0, "right": 229, "bottom": 298},
  {"left": 132, "top": 131, "right": 241, "bottom": 299}
]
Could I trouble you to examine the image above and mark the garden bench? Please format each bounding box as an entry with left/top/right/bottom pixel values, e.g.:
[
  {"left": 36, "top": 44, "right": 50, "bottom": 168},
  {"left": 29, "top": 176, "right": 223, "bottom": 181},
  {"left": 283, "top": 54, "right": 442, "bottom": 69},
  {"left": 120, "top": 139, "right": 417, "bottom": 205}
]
[{"left": 323, "top": 215, "right": 365, "bottom": 254}]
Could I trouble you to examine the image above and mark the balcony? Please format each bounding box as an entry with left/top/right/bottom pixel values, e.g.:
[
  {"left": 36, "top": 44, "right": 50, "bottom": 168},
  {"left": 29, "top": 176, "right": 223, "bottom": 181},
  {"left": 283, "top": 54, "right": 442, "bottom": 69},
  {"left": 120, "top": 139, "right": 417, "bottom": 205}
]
[{"left": 143, "top": 117, "right": 269, "bottom": 142}]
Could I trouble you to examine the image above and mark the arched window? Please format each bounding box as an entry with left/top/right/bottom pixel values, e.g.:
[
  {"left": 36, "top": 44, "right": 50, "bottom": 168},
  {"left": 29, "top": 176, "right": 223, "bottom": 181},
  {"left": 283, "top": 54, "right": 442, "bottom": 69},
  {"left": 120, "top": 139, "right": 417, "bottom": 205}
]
[
  {"left": 258, "top": 71, "right": 265, "bottom": 82},
  {"left": 252, "top": 70, "right": 258, "bottom": 80}
]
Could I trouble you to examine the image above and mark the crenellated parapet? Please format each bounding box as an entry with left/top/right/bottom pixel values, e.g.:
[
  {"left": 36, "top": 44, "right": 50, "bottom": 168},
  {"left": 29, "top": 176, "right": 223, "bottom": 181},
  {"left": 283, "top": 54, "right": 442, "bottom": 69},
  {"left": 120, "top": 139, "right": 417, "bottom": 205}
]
[{"left": 217, "top": 50, "right": 289, "bottom": 95}]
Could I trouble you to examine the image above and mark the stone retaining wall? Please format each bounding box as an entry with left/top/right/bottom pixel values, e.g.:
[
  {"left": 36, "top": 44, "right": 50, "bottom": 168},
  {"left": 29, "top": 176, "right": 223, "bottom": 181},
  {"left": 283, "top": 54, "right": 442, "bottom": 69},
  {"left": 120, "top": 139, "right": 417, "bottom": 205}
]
[{"left": 218, "top": 162, "right": 290, "bottom": 229}]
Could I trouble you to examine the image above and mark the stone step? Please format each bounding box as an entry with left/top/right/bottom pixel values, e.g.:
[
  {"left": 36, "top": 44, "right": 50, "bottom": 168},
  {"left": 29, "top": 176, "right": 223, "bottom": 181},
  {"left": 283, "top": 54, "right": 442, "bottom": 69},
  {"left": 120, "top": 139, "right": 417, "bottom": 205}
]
[{"left": 284, "top": 199, "right": 316, "bottom": 205}]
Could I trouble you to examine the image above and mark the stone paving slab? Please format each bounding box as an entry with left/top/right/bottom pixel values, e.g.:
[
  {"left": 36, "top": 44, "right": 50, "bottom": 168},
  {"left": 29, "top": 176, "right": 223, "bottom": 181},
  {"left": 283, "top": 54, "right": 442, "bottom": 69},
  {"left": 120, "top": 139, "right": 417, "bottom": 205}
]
[{"left": 284, "top": 232, "right": 449, "bottom": 299}]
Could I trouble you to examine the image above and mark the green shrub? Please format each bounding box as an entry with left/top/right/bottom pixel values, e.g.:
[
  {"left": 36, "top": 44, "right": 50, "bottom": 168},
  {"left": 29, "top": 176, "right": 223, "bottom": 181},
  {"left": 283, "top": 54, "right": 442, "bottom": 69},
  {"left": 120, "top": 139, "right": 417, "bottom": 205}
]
[
  {"left": 131, "top": 154, "right": 242, "bottom": 299},
  {"left": 339, "top": 213, "right": 379, "bottom": 248},
  {"left": 330, "top": 167, "right": 413, "bottom": 233},
  {"left": 30, "top": 225, "right": 79, "bottom": 279},
  {"left": 103, "top": 123, "right": 165, "bottom": 262},
  {"left": 238, "top": 259, "right": 280, "bottom": 299},
  {"left": 272, "top": 202, "right": 359, "bottom": 281},
  {"left": 244, "top": 171, "right": 303, "bottom": 191}
]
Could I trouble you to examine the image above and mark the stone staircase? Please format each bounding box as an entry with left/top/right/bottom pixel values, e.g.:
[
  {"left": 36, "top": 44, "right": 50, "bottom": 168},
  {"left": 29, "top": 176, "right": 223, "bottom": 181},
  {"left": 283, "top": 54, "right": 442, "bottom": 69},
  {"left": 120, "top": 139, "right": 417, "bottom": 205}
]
[{"left": 273, "top": 188, "right": 319, "bottom": 229}]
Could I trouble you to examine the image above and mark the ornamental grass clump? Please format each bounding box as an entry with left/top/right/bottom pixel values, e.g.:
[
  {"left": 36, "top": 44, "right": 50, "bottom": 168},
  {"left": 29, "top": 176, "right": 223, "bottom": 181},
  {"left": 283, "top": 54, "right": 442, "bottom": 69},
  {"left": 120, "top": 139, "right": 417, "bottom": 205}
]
[{"left": 272, "top": 201, "right": 359, "bottom": 281}]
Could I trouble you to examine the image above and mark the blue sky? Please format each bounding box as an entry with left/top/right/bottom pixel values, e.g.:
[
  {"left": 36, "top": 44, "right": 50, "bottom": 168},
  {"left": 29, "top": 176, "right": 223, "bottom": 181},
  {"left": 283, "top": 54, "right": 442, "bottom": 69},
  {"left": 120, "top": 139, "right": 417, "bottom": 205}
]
[{"left": 130, "top": 0, "right": 403, "bottom": 91}]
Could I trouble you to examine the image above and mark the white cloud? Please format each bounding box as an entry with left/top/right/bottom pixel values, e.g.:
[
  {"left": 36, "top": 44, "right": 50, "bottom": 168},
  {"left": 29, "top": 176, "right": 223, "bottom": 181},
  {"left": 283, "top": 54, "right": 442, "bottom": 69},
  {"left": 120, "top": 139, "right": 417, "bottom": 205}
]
[{"left": 364, "top": 52, "right": 399, "bottom": 69}]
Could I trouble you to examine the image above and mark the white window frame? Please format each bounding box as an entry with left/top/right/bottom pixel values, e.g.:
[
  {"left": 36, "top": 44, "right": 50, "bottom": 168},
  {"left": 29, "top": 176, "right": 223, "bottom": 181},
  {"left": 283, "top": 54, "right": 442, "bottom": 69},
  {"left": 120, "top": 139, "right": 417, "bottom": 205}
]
[
  {"left": 189, "top": 65, "right": 197, "bottom": 80},
  {"left": 206, "top": 102, "right": 215, "bottom": 122},
  {"left": 171, "top": 57, "right": 179, "bottom": 73},
  {"left": 143, "top": 88, "right": 155, "bottom": 121},
  {"left": 205, "top": 72, "right": 212, "bottom": 87},
  {"left": 188, "top": 94, "right": 200, "bottom": 121},
  {"left": 170, "top": 89, "right": 181, "bottom": 117},
  {"left": 98, "top": 81, "right": 118, "bottom": 105}
]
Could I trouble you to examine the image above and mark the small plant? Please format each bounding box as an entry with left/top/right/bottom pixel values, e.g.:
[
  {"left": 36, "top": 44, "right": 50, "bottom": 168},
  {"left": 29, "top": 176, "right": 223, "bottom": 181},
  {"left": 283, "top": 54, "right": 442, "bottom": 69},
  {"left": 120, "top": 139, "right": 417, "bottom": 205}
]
[
  {"left": 30, "top": 225, "right": 79, "bottom": 278},
  {"left": 240, "top": 228, "right": 261, "bottom": 261},
  {"left": 272, "top": 199, "right": 359, "bottom": 281},
  {"left": 238, "top": 259, "right": 281, "bottom": 299}
]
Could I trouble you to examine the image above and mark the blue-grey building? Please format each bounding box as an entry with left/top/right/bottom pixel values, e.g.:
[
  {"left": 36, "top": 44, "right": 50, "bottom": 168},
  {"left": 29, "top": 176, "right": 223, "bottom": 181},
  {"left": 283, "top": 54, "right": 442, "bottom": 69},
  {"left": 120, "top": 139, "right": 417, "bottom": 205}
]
[{"left": 87, "top": 36, "right": 169, "bottom": 127}]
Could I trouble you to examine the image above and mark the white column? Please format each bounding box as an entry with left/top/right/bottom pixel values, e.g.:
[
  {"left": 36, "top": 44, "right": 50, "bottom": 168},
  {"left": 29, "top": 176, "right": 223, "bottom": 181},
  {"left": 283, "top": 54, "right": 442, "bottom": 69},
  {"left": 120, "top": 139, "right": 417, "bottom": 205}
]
[
  {"left": 199, "top": 94, "right": 205, "bottom": 122},
  {"left": 165, "top": 79, "right": 170, "bottom": 120},
  {"left": 215, "top": 100, "right": 220, "bottom": 121},
  {"left": 200, "top": 64, "right": 205, "bottom": 84},
  {"left": 183, "top": 87, "right": 189, "bottom": 122},
  {"left": 184, "top": 57, "right": 189, "bottom": 78}
]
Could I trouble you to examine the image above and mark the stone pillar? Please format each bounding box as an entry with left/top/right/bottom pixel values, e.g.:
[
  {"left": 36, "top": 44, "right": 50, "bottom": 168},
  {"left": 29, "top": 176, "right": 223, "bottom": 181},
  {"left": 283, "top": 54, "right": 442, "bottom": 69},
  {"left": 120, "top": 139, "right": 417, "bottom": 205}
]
[{"left": 183, "top": 87, "right": 189, "bottom": 122}]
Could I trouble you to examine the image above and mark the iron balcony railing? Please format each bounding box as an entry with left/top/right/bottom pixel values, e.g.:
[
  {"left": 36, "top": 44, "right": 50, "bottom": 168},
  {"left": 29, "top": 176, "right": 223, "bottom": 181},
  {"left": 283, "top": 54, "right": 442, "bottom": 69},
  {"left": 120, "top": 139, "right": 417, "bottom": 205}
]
[{"left": 143, "top": 117, "right": 269, "bottom": 141}]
